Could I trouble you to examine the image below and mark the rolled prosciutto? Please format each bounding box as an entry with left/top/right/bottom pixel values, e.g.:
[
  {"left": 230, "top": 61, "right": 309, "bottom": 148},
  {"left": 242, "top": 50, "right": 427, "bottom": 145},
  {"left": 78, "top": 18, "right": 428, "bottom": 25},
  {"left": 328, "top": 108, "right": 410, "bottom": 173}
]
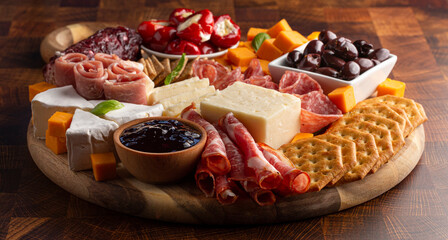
[
  {"left": 74, "top": 60, "right": 108, "bottom": 100},
  {"left": 103, "top": 73, "right": 154, "bottom": 105},
  {"left": 94, "top": 53, "right": 120, "bottom": 68},
  {"left": 219, "top": 112, "right": 283, "bottom": 190},
  {"left": 107, "top": 60, "right": 145, "bottom": 80},
  {"left": 54, "top": 53, "right": 88, "bottom": 86},
  {"left": 258, "top": 143, "right": 310, "bottom": 195},
  {"left": 181, "top": 104, "right": 231, "bottom": 175}
]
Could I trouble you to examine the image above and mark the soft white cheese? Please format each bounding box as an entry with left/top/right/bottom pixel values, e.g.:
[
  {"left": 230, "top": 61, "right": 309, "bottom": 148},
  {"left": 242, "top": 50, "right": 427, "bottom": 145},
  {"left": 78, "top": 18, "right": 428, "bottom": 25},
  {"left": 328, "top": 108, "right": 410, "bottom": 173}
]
[
  {"left": 148, "top": 77, "right": 209, "bottom": 105},
  {"left": 31, "top": 85, "right": 94, "bottom": 139},
  {"left": 164, "top": 91, "right": 216, "bottom": 117},
  {"left": 66, "top": 109, "right": 118, "bottom": 171},
  {"left": 177, "top": 14, "right": 202, "bottom": 32},
  {"left": 159, "top": 86, "right": 215, "bottom": 109},
  {"left": 200, "top": 82, "right": 301, "bottom": 149},
  {"left": 215, "top": 19, "right": 237, "bottom": 37}
]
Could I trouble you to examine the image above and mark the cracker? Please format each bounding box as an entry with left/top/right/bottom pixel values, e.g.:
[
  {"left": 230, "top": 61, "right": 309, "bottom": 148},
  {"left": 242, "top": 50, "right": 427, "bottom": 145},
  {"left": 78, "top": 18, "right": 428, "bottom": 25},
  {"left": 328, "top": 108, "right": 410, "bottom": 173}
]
[
  {"left": 170, "top": 58, "right": 180, "bottom": 70},
  {"left": 177, "top": 57, "right": 198, "bottom": 82},
  {"left": 145, "top": 58, "right": 157, "bottom": 79},
  {"left": 386, "top": 105, "right": 413, "bottom": 137},
  {"left": 345, "top": 122, "right": 394, "bottom": 173},
  {"left": 153, "top": 58, "right": 171, "bottom": 86},
  {"left": 326, "top": 127, "right": 379, "bottom": 182},
  {"left": 171, "top": 57, "right": 188, "bottom": 84},
  {"left": 150, "top": 55, "right": 164, "bottom": 77},
  {"left": 358, "top": 95, "right": 425, "bottom": 129},
  {"left": 280, "top": 138, "right": 343, "bottom": 192},
  {"left": 140, "top": 49, "right": 149, "bottom": 59},
  {"left": 331, "top": 113, "right": 405, "bottom": 153},
  {"left": 315, "top": 134, "right": 356, "bottom": 185},
  {"left": 138, "top": 58, "right": 148, "bottom": 75},
  {"left": 416, "top": 102, "right": 428, "bottom": 123}
]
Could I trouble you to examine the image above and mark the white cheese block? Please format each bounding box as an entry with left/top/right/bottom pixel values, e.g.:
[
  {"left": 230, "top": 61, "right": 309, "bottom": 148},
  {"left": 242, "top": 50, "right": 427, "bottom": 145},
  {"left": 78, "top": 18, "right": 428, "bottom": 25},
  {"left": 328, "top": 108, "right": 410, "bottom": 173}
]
[
  {"left": 89, "top": 100, "right": 164, "bottom": 125},
  {"left": 159, "top": 86, "right": 215, "bottom": 109},
  {"left": 164, "top": 91, "right": 216, "bottom": 117},
  {"left": 147, "top": 77, "right": 209, "bottom": 105},
  {"left": 200, "top": 82, "right": 301, "bottom": 149},
  {"left": 31, "top": 85, "right": 94, "bottom": 139},
  {"left": 66, "top": 109, "right": 119, "bottom": 171}
]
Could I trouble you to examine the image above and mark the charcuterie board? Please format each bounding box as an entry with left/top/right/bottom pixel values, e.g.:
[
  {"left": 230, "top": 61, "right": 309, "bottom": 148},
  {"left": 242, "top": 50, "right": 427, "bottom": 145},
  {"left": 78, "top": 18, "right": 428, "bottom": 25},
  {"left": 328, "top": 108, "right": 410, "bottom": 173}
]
[{"left": 27, "top": 121, "right": 425, "bottom": 225}]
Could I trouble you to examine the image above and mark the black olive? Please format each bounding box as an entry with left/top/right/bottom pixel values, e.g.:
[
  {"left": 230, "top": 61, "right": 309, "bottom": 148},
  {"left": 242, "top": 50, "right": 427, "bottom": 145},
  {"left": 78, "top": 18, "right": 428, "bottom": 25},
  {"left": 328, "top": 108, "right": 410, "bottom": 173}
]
[
  {"left": 303, "top": 40, "right": 325, "bottom": 56},
  {"left": 353, "top": 40, "right": 374, "bottom": 58},
  {"left": 325, "top": 37, "right": 351, "bottom": 51},
  {"left": 334, "top": 41, "right": 358, "bottom": 61},
  {"left": 368, "top": 48, "right": 390, "bottom": 62},
  {"left": 322, "top": 52, "right": 346, "bottom": 70},
  {"left": 318, "top": 30, "right": 337, "bottom": 44},
  {"left": 372, "top": 59, "right": 381, "bottom": 65},
  {"left": 317, "top": 67, "right": 339, "bottom": 78},
  {"left": 340, "top": 61, "right": 360, "bottom": 80},
  {"left": 297, "top": 54, "right": 321, "bottom": 72},
  {"left": 354, "top": 58, "right": 374, "bottom": 73},
  {"left": 286, "top": 50, "right": 303, "bottom": 67}
]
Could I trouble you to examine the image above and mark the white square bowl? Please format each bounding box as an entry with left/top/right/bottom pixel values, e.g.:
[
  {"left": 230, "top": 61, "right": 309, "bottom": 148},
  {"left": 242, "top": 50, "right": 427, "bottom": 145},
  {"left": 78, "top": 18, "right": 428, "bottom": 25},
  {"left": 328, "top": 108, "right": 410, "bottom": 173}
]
[{"left": 268, "top": 43, "right": 397, "bottom": 103}]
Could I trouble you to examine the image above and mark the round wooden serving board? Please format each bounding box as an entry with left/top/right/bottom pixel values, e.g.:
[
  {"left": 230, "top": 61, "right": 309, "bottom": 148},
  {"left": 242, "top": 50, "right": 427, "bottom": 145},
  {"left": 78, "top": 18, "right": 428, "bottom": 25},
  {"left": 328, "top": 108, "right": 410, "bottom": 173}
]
[{"left": 27, "top": 122, "right": 425, "bottom": 225}]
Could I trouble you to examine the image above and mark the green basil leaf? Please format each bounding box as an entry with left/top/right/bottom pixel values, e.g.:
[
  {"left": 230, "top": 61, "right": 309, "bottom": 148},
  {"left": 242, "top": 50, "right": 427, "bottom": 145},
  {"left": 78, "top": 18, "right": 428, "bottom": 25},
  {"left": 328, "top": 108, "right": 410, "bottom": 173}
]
[
  {"left": 90, "top": 100, "right": 125, "bottom": 116},
  {"left": 252, "top": 32, "right": 271, "bottom": 51},
  {"left": 164, "top": 53, "right": 187, "bottom": 85}
]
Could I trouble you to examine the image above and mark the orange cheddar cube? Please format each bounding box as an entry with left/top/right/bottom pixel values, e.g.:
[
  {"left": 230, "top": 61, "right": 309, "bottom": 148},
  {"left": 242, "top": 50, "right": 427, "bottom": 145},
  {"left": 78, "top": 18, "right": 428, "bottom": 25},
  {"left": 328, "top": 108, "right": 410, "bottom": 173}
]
[
  {"left": 247, "top": 28, "right": 268, "bottom": 41},
  {"left": 267, "top": 19, "right": 292, "bottom": 38},
  {"left": 259, "top": 59, "right": 270, "bottom": 75},
  {"left": 29, "top": 81, "right": 56, "bottom": 102},
  {"left": 91, "top": 152, "right": 117, "bottom": 181},
  {"left": 377, "top": 78, "right": 406, "bottom": 97},
  {"left": 238, "top": 41, "right": 245, "bottom": 47},
  {"left": 48, "top": 112, "right": 74, "bottom": 137},
  {"left": 273, "top": 31, "right": 308, "bottom": 53},
  {"left": 291, "top": 133, "right": 314, "bottom": 143},
  {"left": 256, "top": 38, "right": 283, "bottom": 61},
  {"left": 328, "top": 86, "right": 356, "bottom": 113},
  {"left": 227, "top": 47, "right": 257, "bottom": 67},
  {"left": 242, "top": 41, "right": 255, "bottom": 52},
  {"left": 307, "top": 31, "right": 320, "bottom": 41},
  {"left": 45, "top": 130, "right": 67, "bottom": 154}
]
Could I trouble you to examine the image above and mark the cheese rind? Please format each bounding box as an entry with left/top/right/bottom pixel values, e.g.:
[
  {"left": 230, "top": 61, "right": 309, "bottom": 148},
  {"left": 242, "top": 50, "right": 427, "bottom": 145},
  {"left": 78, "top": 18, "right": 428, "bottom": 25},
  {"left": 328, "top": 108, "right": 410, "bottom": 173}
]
[
  {"left": 148, "top": 77, "right": 208, "bottom": 105},
  {"left": 66, "top": 109, "right": 118, "bottom": 171},
  {"left": 200, "top": 82, "right": 301, "bottom": 148},
  {"left": 31, "top": 86, "right": 94, "bottom": 139}
]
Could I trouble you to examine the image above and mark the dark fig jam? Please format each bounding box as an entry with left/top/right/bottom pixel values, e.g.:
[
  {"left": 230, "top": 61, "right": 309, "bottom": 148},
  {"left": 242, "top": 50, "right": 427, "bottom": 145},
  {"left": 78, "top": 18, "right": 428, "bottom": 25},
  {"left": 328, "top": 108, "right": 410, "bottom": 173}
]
[{"left": 120, "top": 119, "right": 202, "bottom": 153}]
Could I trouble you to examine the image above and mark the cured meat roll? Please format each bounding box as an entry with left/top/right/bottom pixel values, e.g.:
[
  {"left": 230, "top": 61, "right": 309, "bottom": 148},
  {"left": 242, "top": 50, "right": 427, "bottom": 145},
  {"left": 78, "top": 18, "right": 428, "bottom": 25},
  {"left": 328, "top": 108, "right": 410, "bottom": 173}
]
[
  {"left": 215, "top": 125, "right": 247, "bottom": 182},
  {"left": 54, "top": 53, "right": 88, "bottom": 87},
  {"left": 74, "top": 60, "right": 108, "bottom": 100},
  {"left": 195, "top": 159, "right": 215, "bottom": 198},
  {"left": 215, "top": 174, "right": 238, "bottom": 205},
  {"left": 103, "top": 73, "right": 154, "bottom": 105},
  {"left": 219, "top": 112, "right": 283, "bottom": 190},
  {"left": 107, "top": 60, "right": 145, "bottom": 80},
  {"left": 94, "top": 53, "right": 120, "bottom": 68},
  {"left": 241, "top": 180, "right": 276, "bottom": 206},
  {"left": 279, "top": 71, "right": 323, "bottom": 95},
  {"left": 257, "top": 143, "right": 310, "bottom": 195},
  {"left": 181, "top": 104, "right": 231, "bottom": 175}
]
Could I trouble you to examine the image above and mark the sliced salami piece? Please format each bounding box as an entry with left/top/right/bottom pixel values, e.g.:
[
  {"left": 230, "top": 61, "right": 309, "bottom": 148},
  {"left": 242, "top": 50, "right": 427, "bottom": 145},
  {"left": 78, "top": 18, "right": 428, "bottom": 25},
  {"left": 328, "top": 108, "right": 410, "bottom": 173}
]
[
  {"left": 214, "top": 67, "right": 244, "bottom": 90},
  {"left": 192, "top": 59, "right": 229, "bottom": 86},
  {"left": 243, "top": 58, "right": 264, "bottom": 79},
  {"left": 181, "top": 104, "right": 231, "bottom": 175},
  {"left": 94, "top": 53, "right": 120, "bottom": 68},
  {"left": 219, "top": 112, "right": 282, "bottom": 190},
  {"left": 279, "top": 71, "right": 323, "bottom": 95},
  {"left": 241, "top": 75, "right": 278, "bottom": 90},
  {"left": 215, "top": 175, "right": 238, "bottom": 205},
  {"left": 73, "top": 60, "right": 108, "bottom": 100},
  {"left": 257, "top": 143, "right": 310, "bottom": 195},
  {"left": 54, "top": 53, "right": 88, "bottom": 87},
  {"left": 195, "top": 159, "right": 215, "bottom": 197},
  {"left": 241, "top": 180, "right": 276, "bottom": 206},
  {"left": 298, "top": 90, "right": 343, "bottom": 133}
]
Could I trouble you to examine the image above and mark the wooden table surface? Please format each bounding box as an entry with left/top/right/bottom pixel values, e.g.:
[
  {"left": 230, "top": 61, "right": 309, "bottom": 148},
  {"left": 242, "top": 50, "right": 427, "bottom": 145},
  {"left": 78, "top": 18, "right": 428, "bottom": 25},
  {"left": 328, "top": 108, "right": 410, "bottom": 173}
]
[{"left": 1, "top": 0, "right": 447, "bottom": 239}]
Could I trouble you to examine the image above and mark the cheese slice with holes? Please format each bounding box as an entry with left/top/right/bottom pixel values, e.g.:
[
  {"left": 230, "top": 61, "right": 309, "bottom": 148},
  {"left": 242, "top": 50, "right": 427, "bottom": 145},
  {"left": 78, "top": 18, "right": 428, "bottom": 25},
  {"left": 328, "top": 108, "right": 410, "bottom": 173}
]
[{"left": 200, "top": 82, "right": 301, "bottom": 148}]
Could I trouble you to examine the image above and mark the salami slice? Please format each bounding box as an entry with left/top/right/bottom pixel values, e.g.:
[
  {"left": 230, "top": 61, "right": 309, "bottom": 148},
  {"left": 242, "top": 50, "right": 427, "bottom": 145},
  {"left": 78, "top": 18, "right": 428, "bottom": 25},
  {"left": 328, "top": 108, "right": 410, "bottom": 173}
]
[
  {"left": 258, "top": 143, "right": 310, "bottom": 195},
  {"left": 219, "top": 112, "right": 282, "bottom": 190},
  {"left": 214, "top": 67, "right": 245, "bottom": 90},
  {"left": 192, "top": 59, "right": 229, "bottom": 86},
  {"left": 181, "top": 104, "right": 231, "bottom": 175},
  {"left": 241, "top": 75, "right": 279, "bottom": 90},
  {"left": 195, "top": 159, "right": 215, "bottom": 197},
  {"left": 215, "top": 175, "right": 238, "bottom": 205},
  {"left": 241, "top": 180, "right": 276, "bottom": 206},
  {"left": 298, "top": 91, "right": 343, "bottom": 133},
  {"left": 279, "top": 71, "right": 323, "bottom": 95},
  {"left": 73, "top": 60, "right": 108, "bottom": 100},
  {"left": 243, "top": 58, "right": 264, "bottom": 79}
]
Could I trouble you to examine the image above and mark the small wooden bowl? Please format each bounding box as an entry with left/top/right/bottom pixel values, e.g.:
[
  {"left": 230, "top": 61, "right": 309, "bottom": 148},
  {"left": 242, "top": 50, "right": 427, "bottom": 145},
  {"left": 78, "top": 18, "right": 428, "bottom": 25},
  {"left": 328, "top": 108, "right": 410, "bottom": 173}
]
[{"left": 113, "top": 117, "right": 206, "bottom": 184}]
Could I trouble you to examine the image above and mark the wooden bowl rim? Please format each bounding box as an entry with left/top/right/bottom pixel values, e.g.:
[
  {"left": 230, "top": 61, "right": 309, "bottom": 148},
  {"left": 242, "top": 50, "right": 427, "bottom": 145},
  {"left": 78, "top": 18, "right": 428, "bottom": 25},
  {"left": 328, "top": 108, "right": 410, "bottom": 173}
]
[{"left": 113, "top": 116, "right": 207, "bottom": 157}]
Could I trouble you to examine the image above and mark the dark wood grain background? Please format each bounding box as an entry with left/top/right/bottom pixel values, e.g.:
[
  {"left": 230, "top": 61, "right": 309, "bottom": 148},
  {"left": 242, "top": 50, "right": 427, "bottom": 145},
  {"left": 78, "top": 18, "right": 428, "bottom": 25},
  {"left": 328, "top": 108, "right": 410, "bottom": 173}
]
[{"left": 1, "top": 0, "right": 447, "bottom": 239}]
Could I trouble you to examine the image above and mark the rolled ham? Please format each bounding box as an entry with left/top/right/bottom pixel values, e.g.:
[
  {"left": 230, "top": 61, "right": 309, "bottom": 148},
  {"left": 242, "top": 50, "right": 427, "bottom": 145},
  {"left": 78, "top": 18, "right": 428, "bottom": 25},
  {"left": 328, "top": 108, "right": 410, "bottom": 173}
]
[
  {"left": 219, "top": 112, "right": 283, "bottom": 190},
  {"left": 54, "top": 53, "right": 88, "bottom": 87},
  {"left": 73, "top": 60, "right": 108, "bottom": 100},
  {"left": 94, "top": 53, "right": 120, "bottom": 68},
  {"left": 181, "top": 104, "right": 231, "bottom": 175},
  {"left": 103, "top": 73, "right": 154, "bottom": 105},
  {"left": 195, "top": 159, "right": 215, "bottom": 198},
  {"left": 107, "top": 60, "right": 145, "bottom": 80},
  {"left": 258, "top": 143, "right": 310, "bottom": 195}
]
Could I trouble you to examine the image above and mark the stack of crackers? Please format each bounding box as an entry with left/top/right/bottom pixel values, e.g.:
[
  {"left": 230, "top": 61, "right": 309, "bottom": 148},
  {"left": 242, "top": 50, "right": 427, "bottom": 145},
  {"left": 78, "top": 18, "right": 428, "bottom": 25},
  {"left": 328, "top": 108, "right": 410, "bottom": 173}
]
[
  {"left": 138, "top": 50, "right": 198, "bottom": 87},
  {"left": 280, "top": 95, "right": 427, "bottom": 192}
]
